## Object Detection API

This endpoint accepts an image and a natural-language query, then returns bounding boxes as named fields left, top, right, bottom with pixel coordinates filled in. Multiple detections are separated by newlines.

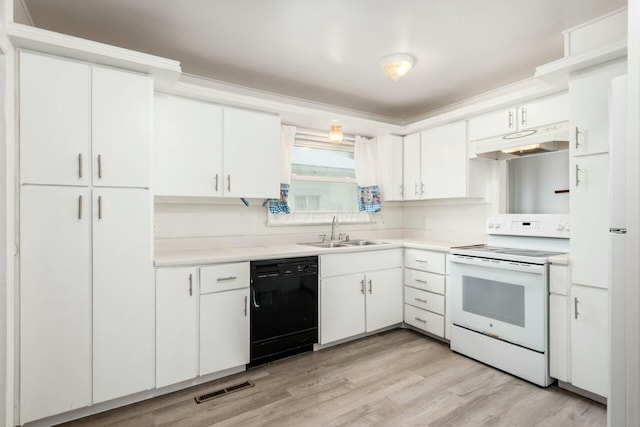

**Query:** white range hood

left=472, top=122, right=570, bottom=160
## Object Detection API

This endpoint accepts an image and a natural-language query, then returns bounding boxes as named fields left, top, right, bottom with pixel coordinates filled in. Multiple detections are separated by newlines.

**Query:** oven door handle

left=450, top=255, right=545, bottom=274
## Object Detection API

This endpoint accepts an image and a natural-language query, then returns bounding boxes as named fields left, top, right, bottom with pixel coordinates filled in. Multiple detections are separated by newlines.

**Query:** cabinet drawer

left=320, top=249, right=402, bottom=278
left=404, top=269, right=445, bottom=294
left=404, top=287, right=444, bottom=315
left=200, top=262, right=249, bottom=294
left=404, top=249, right=446, bottom=274
left=404, top=304, right=445, bottom=337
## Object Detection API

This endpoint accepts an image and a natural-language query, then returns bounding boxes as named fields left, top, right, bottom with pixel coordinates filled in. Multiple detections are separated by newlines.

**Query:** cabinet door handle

left=244, top=295, right=248, bottom=317
left=78, top=195, right=83, bottom=220
left=97, top=154, right=102, bottom=179
left=414, top=317, right=427, bottom=324
left=215, top=174, right=219, bottom=191
left=189, top=273, right=193, bottom=296
left=508, top=111, right=513, bottom=128
left=227, top=174, right=231, bottom=192
left=415, top=259, right=428, bottom=264
left=414, top=183, right=418, bottom=196
left=368, top=279, right=372, bottom=294
left=575, top=126, right=581, bottom=149
left=360, top=279, right=365, bottom=294
left=78, top=153, right=83, bottom=178
left=217, top=276, right=237, bottom=282
left=98, top=195, right=102, bottom=220
left=521, top=107, right=526, bottom=126
left=575, top=164, right=581, bottom=187
left=421, top=182, right=425, bottom=195
left=399, top=184, right=403, bottom=196
left=414, top=297, right=427, bottom=303
left=574, top=297, right=579, bottom=319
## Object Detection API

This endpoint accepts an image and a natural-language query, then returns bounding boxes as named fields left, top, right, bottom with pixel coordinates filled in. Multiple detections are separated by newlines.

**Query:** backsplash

left=154, top=199, right=490, bottom=245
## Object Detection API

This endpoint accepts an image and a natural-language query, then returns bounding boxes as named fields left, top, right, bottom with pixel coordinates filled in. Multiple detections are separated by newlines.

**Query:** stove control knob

left=565, top=224, right=570, bottom=232
left=488, top=223, right=494, bottom=229
left=556, top=224, right=565, bottom=231
left=494, top=223, right=501, bottom=229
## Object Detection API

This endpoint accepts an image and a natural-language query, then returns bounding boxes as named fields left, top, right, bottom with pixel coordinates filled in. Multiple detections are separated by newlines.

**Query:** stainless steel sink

left=342, top=239, right=389, bottom=246
left=300, top=241, right=349, bottom=248
left=299, top=239, right=389, bottom=248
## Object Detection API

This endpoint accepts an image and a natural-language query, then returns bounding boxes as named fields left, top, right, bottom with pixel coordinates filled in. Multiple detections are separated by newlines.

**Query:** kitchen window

left=267, top=134, right=371, bottom=225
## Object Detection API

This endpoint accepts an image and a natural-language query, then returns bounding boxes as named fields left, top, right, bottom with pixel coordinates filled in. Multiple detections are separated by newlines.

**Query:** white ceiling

left=20, top=0, right=626, bottom=121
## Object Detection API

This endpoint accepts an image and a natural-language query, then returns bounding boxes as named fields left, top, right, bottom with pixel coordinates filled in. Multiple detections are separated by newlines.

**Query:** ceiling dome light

left=379, top=54, right=416, bottom=81
left=328, top=124, right=343, bottom=144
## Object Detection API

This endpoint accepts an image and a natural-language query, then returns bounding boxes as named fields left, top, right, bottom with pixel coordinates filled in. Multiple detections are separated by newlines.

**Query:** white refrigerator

left=608, top=74, right=628, bottom=427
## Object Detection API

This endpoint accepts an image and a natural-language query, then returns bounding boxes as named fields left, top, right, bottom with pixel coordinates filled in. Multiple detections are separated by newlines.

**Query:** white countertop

left=155, top=238, right=480, bottom=267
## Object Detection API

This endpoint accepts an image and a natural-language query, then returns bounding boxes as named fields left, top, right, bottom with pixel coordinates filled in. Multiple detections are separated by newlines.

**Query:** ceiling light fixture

left=501, top=143, right=542, bottom=154
left=328, top=124, right=343, bottom=144
left=379, top=53, right=416, bottom=81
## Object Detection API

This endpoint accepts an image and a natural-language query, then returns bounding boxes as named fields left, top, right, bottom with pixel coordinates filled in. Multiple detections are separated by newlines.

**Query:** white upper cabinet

left=402, top=132, right=421, bottom=200
left=377, top=134, right=404, bottom=201
left=468, top=107, right=517, bottom=141
left=153, top=100, right=280, bottom=199
left=92, top=66, right=152, bottom=188
left=153, top=95, right=223, bottom=197
left=92, top=187, right=154, bottom=403
left=20, top=52, right=91, bottom=186
left=420, top=121, right=468, bottom=199
left=570, top=60, right=626, bottom=156
left=20, top=51, right=153, bottom=189
left=518, top=93, right=569, bottom=130
left=223, top=107, right=280, bottom=199
left=468, top=93, right=569, bottom=141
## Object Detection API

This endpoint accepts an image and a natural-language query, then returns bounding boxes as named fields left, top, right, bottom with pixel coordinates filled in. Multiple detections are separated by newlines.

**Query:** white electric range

left=449, top=214, right=569, bottom=387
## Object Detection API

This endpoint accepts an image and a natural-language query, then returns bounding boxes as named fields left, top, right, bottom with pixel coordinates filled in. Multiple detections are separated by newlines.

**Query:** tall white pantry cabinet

left=19, top=51, right=154, bottom=423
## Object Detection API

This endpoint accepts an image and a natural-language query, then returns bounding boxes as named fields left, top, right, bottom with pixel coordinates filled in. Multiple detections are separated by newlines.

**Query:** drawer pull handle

left=78, top=153, right=83, bottom=178
left=414, top=279, right=428, bottom=284
left=217, top=276, right=238, bottom=282
left=97, top=154, right=102, bottom=179
left=414, top=317, right=427, bottom=324
left=414, top=298, right=427, bottom=303
left=415, top=259, right=428, bottom=263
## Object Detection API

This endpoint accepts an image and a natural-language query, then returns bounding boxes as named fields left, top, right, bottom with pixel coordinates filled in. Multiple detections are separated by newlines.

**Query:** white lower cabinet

left=20, top=185, right=92, bottom=423
left=549, top=259, right=608, bottom=398
left=570, top=285, right=609, bottom=397
left=199, top=262, right=250, bottom=376
left=320, top=250, right=403, bottom=345
left=200, top=288, right=250, bottom=376
left=156, top=267, right=198, bottom=388
left=403, top=248, right=449, bottom=339
left=92, top=188, right=154, bottom=403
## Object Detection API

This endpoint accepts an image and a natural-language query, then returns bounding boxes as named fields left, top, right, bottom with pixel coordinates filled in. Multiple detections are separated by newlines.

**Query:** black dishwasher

left=249, top=256, right=318, bottom=367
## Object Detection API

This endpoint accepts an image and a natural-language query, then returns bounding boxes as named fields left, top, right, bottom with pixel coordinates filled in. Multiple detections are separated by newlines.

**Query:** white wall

left=402, top=201, right=491, bottom=243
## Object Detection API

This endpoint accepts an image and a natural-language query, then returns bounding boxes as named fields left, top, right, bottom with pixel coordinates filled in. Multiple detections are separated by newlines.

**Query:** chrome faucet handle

left=338, top=233, right=347, bottom=241
left=319, top=234, right=327, bottom=242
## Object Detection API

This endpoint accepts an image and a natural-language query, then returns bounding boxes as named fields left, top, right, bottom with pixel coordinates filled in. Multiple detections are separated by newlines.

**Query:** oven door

left=450, top=255, right=548, bottom=352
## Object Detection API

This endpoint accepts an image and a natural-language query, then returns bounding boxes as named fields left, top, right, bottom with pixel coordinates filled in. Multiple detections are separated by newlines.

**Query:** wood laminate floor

left=60, top=329, right=606, bottom=426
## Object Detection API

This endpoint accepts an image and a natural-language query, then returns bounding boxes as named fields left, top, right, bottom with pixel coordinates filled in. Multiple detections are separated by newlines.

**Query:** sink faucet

left=330, top=216, right=338, bottom=241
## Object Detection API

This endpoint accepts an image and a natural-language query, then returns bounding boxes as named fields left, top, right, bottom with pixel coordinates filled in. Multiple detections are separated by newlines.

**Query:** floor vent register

left=194, top=380, right=255, bottom=404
